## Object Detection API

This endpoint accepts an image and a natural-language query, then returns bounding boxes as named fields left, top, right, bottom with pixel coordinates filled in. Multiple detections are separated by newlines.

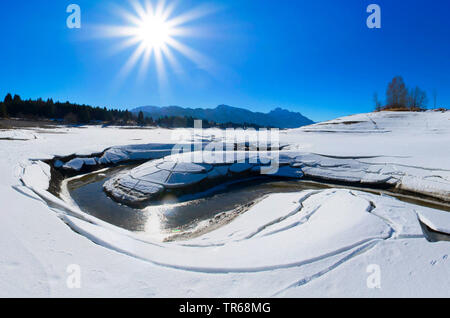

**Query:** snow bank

left=1, top=112, right=449, bottom=297
left=0, top=130, right=37, bottom=140
left=418, top=209, right=450, bottom=234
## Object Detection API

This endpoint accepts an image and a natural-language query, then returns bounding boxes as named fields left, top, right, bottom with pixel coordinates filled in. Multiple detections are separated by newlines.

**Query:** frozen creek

left=4, top=111, right=450, bottom=297
left=57, top=148, right=450, bottom=243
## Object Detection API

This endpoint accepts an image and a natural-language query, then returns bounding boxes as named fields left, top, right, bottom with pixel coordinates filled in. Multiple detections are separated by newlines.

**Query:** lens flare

left=138, top=17, right=170, bottom=49
left=97, top=0, right=218, bottom=87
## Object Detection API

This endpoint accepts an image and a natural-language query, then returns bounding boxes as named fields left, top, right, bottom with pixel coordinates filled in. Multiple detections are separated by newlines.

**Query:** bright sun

left=98, top=0, right=217, bottom=85
left=135, top=15, right=172, bottom=50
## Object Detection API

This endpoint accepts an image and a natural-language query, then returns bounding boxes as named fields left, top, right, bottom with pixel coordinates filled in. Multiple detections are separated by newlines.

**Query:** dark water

left=67, top=166, right=147, bottom=231
left=67, top=166, right=450, bottom=239
left=67, top=167, right=328, bottom=232
left=162, top=179, right=329, bottom=229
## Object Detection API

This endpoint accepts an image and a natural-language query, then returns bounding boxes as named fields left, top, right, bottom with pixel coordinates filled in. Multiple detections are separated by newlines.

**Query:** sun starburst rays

left=98, top=0, right=216, bottom=89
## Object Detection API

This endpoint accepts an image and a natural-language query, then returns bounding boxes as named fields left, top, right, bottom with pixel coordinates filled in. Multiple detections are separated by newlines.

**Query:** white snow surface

left=0, top=111, right=449, bottom=297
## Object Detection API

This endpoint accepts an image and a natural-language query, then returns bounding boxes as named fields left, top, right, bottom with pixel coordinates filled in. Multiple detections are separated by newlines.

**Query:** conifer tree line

left=0, top=94, right=270, bottom=129
left=0, top=93, right=132, bottom=124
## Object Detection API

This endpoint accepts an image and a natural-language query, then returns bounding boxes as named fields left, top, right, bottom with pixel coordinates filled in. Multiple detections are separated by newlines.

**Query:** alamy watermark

left=366, top=264, right=381, bottom=289
left=367, top=4, right=381, bottom=29
left=66, top=264, right=81, bottom=289
left=66, top=4, right=81, bottom=29
left=170, top=120, right=281, bottom=175
left=66, top=3, right=380, bottom=30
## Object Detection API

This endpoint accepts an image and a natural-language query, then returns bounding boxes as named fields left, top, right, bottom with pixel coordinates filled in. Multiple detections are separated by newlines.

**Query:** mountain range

left=131, top=105, right=314, bottom=128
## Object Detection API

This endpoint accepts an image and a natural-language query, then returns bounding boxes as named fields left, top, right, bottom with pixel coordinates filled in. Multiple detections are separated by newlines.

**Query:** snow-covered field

left=0, top=111, right=449, bottom=297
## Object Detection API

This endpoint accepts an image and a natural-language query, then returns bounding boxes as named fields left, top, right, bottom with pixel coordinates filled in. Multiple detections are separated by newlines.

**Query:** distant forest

left=0, top=94, right=270, bottom=129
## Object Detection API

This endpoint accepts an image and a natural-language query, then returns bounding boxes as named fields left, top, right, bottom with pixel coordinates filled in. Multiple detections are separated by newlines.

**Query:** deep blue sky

left=1, top=0, right=449, bottom=121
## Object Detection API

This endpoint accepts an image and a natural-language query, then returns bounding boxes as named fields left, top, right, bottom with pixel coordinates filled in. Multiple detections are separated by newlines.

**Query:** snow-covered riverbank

left=0, top=111, right=449, bottom=297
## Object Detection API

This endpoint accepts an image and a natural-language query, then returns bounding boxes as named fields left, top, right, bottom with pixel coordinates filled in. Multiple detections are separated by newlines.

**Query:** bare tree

left=373, top=92, right=382, bottom=111
left=386, top=76, right=408, bottom=109
left=433, top=90, right=437, bottom=109
left=407, top=86, right=428, bottom=110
